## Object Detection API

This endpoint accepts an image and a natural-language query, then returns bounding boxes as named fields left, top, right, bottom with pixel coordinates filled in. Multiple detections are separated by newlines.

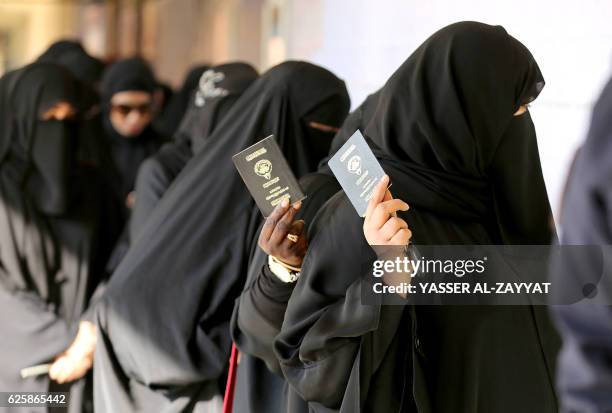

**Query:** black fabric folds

left=0, top=63, right=120, bottom=413
left=154, top=64, right=209, bottom=138
left=230, top=173, right=341, bottom=413
left=129, top=63, right=258, bottom=240
left=37, top=40, right=105, bottom=87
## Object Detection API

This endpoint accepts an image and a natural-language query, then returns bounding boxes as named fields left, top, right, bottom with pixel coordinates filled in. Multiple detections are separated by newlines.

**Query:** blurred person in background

left=36, top=40, right=115, bottom=183
left=0, top=62, right=121, bottom=413
left=100, top=57, right=167, bottom=211
left=130, top=62, right=258, bottom=240
left=551, top=76, right=612, bottom=413
left=153, top=64, right=210, bottom=138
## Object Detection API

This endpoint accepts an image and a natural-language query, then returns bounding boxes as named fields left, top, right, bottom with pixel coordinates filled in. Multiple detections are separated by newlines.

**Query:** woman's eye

left=513, top=105, right=529, bottom=116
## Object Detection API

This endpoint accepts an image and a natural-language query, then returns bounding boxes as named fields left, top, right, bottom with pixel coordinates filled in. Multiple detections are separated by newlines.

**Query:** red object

left=222, top=343, right=239, bottom=413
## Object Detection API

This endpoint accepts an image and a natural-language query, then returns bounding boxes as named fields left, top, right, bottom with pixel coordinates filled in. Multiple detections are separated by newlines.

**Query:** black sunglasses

left=111, top=103, right=153, bottom=117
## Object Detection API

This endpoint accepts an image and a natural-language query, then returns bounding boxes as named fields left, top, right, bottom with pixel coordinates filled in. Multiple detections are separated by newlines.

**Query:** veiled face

left=109, top=90, right=154, bottom=138
left=41, top=101, right=77, bottom=121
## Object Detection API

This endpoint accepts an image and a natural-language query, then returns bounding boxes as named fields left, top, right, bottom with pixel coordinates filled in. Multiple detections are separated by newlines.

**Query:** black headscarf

left=129, top=63, right=259, bottom=240
left=153, top=64, right=209, bottom=137
left=94, top=61, right=349, bottom=410
left=176, top=62, right=259, bottom=151
left=37, top=40, right=116, bottom=185
left=37, top=40, right=105, bottom=87
left=100, top=57, right=166, bottom=200
left=275, top=21, right=556, bottom=410
left=362, top=20, right=551, bottom=244
left=317, top=91, right=381, bottom=174
left=101, top=57, right=158, bottom=103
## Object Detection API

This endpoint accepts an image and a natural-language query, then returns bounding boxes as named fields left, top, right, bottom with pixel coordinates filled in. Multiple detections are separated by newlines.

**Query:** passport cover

left=233, top=135, right=305, bottom=217
left=328, top=129, right=388, bottom=217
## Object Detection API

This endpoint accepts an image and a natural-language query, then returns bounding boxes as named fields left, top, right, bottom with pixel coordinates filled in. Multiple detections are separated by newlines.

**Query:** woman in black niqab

left=228, top=91, right=382, bottom=413
left=274, top=22, right=559, bottom=413
left=129, top=62, right=259, bottom=240
left=37, top=40, right=114, bottom=178
left=0, top=63, right=120, bottom=413
left=94, top=61, right=349, bottom=413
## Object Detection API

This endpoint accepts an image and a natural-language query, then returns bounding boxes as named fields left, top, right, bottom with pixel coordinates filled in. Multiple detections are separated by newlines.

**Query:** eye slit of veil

left=307, top=121, right=340, bottom=133
left=40, top=101, right=78, bottom=121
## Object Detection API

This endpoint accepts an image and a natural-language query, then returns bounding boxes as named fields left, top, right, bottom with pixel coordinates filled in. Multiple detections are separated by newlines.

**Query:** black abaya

left=230, top=173, right=341, bottom=413
left=93, top=61, right=349, bottom=413
left=228, top=90, right=381, bottom=413
left=274, top=22, right=559, bottom=413
left=0, top=63, right=119, bottom=413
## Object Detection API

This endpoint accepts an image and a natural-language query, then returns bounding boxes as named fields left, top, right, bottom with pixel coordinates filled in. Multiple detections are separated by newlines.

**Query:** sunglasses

left=111, top=103, right=153, bottom=117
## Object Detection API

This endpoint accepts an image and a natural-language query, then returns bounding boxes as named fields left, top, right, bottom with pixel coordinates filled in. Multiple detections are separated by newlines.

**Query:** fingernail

left=293, top=201, right=302, bottom=210
left=281, top=198, right=289, bottom=208
left=381, top=175, right=389, bottom=184
left=403, top=203, right=410, bottom=210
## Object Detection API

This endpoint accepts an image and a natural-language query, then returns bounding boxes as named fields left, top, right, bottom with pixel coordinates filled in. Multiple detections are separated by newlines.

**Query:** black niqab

left=0, top=63, right=78, bottom=293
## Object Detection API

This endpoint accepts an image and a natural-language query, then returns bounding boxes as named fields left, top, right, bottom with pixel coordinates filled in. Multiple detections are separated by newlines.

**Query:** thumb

left=366, top=175, right=389, bottom=219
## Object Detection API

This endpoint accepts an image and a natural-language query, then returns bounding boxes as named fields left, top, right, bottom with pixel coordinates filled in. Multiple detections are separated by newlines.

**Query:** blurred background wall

left=1, top=0, right=612, bottom=221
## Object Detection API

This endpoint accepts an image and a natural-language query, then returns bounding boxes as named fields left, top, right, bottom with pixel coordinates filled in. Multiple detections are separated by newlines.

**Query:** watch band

left=268, top=255, right=300, bottom=283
